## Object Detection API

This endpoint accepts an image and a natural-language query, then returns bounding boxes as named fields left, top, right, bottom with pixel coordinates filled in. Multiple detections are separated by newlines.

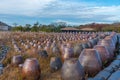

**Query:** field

left=0, top=31, right=119, bottom=80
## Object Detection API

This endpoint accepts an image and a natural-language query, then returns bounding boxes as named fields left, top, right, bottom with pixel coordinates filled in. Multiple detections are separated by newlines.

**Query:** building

left=79, top=27, right=96, bottom=32
left=61, top=27, right=80, bottom=32
left=0, top=21, right=11, bottom=31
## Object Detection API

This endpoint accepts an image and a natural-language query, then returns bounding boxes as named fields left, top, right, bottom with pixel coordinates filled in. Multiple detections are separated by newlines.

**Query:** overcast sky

left=0, top=0, right=120, bottom=25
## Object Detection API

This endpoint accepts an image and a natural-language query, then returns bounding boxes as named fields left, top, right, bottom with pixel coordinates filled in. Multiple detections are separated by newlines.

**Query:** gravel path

left=0, top=45, right=9, bottom=75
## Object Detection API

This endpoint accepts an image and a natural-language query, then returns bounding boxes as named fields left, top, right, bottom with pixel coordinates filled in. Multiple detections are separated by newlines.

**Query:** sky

left=0, top=0, right=120, bottom=26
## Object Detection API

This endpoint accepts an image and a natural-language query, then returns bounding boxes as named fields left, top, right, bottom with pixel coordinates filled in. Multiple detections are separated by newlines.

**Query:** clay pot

left=66, top=43, right=72, bottom=48
left=27, top=48, right=39, bottom=55
left=79, top=49, right=102, bottom=76
left=87, top=41, right=93, bottom=48
left=44, top=46, right=50, bottom=52
left=38, top=50, right=48, bottom=58
left=97, top=39, right=115, bottom=57
left=93, top=38, right=98, bottom=45
left=51, top=46, right=60, bottom=55
left=62, top=47, right=74, bottom=61
left=110, top=32, right=117, bottom=42
left=22, top=58, right=41, bottom=80
left=94, top=45, right=111, bottom=62
left=50, top=57, right=62, bottom=72
left=105, top=36, right=116, bottom=45
left=73, top=44, right=83, bottom=56
left=82, top=42, right=89, bottom=49
left=37, top=45, right=42, bottom=50
left=61, top=58, right=85, bottom=80
left=12, top=55, right=23, bottom=66
left=25, top=45, right=30, bottom=49
left=60, top=44, right=66, bottom=52
left=99, top=34, right=106, bottom=39
left=104, top=38, right=116, bottom=47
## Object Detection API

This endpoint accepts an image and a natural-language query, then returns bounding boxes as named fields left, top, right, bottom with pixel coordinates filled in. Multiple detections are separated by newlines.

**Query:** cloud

left=33, top=1, right=120, bottom=22
left=0, top=0, right=56, bottom=16
left=0, top=0, right=120, bottom=24
left=54, top=19, right=82, bottom=25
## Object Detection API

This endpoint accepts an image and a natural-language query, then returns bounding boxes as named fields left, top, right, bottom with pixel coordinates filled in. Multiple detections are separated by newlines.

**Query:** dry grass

left=0, top=42, right=62, bottom=80
left=0, top=37, right=88, bottom=80
left=0, top=32, right=97, bottom=80
left=0, top=54, right=62, bottom=80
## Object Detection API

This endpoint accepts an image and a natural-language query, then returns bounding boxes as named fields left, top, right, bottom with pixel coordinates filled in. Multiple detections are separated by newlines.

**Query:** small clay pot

left=50, top=57, right=62, bottom=72
left=51, top=46, right=60, bottom=55
left=38, top=50, right=48, bottom=58
left=12, top=55, right=23, bottom=66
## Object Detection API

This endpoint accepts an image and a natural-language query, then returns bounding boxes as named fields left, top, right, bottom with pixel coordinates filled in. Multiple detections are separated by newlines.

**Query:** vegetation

left=77, top=22, right=120, bottom=32
left=12, top=22, right=68, bottom=32
left=11, top=22, right=120, bottom=32
left=102, top=26, right=120, bottom=32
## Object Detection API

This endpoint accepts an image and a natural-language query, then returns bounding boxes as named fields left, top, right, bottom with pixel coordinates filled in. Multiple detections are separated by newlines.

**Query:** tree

left=13, top=23, right=18, bottom=27
left=12, top=25, right=23, bottom=31
left=23, top=24, right=31, bottom=31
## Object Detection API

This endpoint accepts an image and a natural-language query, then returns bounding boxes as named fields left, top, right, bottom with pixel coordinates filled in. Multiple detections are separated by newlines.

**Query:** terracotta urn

left=12, top=55, right=23, bottom=66
left=61, top=58, right=85, bottom=80
left=94, top=45, right=111, bottom=62
left=79, top=49, right=102, bottom=76
left=22, top=58, right=41, bottom=80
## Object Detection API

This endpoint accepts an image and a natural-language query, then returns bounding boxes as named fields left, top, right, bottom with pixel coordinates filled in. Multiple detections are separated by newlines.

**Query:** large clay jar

left=82, top=42, right=89, bottom=49
left=99, top=34, right=106, bottom=39
left=62, top=47, right=74, bottom=61
left=110, top=32, right=117, bottom=43
left=104, top=38, right=116, bottom=48
left=73, top=44, right=83, bottom=57
left=60, top=44, right=66, bottom=53
left=97, top=39, right=115, bottom=57
left=87, top=41, right=93, bottom=48
left=12, top=55, right=23, bottom=66
left=92, top=38, right=99, bottom=45
left=79, top=49, right=102, bottom=76
left=118, top=34, right=120, bottom=44
left=61, top=58, right=85, bottom=80
left=22, top=58, right=41, bottom=80
left=38, top=50, right=48, bottom=58
left=94, top=45, right=111, bottom=62
left=50, top=57, right=62, bottom=72
left=105, top=36, right=116, bottom=46
left=51, top=45, right=60, bottom=55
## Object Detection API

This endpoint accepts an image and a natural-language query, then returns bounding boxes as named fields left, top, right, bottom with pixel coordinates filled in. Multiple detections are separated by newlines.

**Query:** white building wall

left=0, top=26, right=9, bottom=30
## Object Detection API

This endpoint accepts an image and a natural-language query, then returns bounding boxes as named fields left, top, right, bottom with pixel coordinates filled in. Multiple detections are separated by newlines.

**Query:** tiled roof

left=80, top=28, right=95, bottom=31
left=0, top=21, right=10, bottom=27
left=61, top=27, right=79, bottom=31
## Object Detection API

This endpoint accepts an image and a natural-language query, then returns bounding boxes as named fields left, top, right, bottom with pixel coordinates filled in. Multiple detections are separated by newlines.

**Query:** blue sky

left=0, top=0, right=120, bottom=26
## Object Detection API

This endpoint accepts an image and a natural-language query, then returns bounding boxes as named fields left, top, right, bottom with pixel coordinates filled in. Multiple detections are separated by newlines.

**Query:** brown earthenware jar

left=61, top=58, right=85, bottom=80
left=22, top=58, right=41, bottom=80
left=62, top=47, right=74, bottom=61
left=94, top=45, right=111, bottom=62
left=12, top=55, right=23, bottom=66
left=79, top=49, right=102, bottom=76
left=98, top=39, right=115, bottom=56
